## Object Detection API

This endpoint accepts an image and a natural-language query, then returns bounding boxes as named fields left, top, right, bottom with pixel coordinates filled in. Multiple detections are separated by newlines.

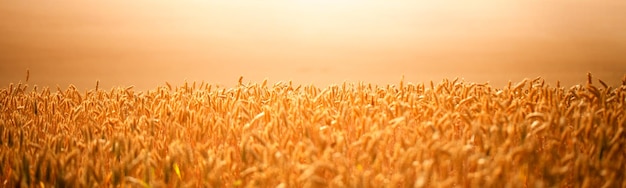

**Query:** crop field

left=1, top=74, right=625, bottom=187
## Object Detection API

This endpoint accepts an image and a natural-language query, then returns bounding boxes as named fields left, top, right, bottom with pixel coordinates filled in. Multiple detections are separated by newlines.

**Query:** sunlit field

left=1, top=74, right=624, bottom=187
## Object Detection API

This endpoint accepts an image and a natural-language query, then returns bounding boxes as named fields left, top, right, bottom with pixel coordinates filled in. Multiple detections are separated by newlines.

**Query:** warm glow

left=1, top=1, right=625, bottom=187
left=1, top=0, right=625, bottom=90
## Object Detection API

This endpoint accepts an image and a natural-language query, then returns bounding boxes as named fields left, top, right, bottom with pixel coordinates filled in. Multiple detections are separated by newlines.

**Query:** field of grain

left=1, top=74, right=625, bottom=187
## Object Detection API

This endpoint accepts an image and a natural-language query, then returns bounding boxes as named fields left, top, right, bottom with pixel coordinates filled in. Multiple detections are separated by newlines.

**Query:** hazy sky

left=1, top=1, right=625, bottom=90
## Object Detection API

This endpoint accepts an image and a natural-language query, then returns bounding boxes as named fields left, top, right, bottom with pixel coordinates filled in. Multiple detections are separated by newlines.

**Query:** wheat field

left=1, top=74, right=625, bottom=187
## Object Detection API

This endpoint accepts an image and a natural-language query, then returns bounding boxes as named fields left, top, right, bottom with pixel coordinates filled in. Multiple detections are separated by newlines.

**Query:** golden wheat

left=0, top=74, right=625, bottom=187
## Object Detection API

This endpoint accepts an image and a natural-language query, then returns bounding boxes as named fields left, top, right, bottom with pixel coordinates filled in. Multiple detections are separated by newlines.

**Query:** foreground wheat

left=1, top=75, right=625, bottom=187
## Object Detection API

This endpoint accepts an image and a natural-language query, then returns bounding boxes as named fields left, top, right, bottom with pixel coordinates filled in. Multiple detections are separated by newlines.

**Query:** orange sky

left=1, top=1, right=625, bottom=91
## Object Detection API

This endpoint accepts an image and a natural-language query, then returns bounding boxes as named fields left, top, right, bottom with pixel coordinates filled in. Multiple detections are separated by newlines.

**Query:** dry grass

left=1, top=74, right=625, bottom=187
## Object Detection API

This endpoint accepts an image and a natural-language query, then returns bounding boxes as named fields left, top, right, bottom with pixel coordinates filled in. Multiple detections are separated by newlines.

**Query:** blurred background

left=1, top=0, right=625, bottom=91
